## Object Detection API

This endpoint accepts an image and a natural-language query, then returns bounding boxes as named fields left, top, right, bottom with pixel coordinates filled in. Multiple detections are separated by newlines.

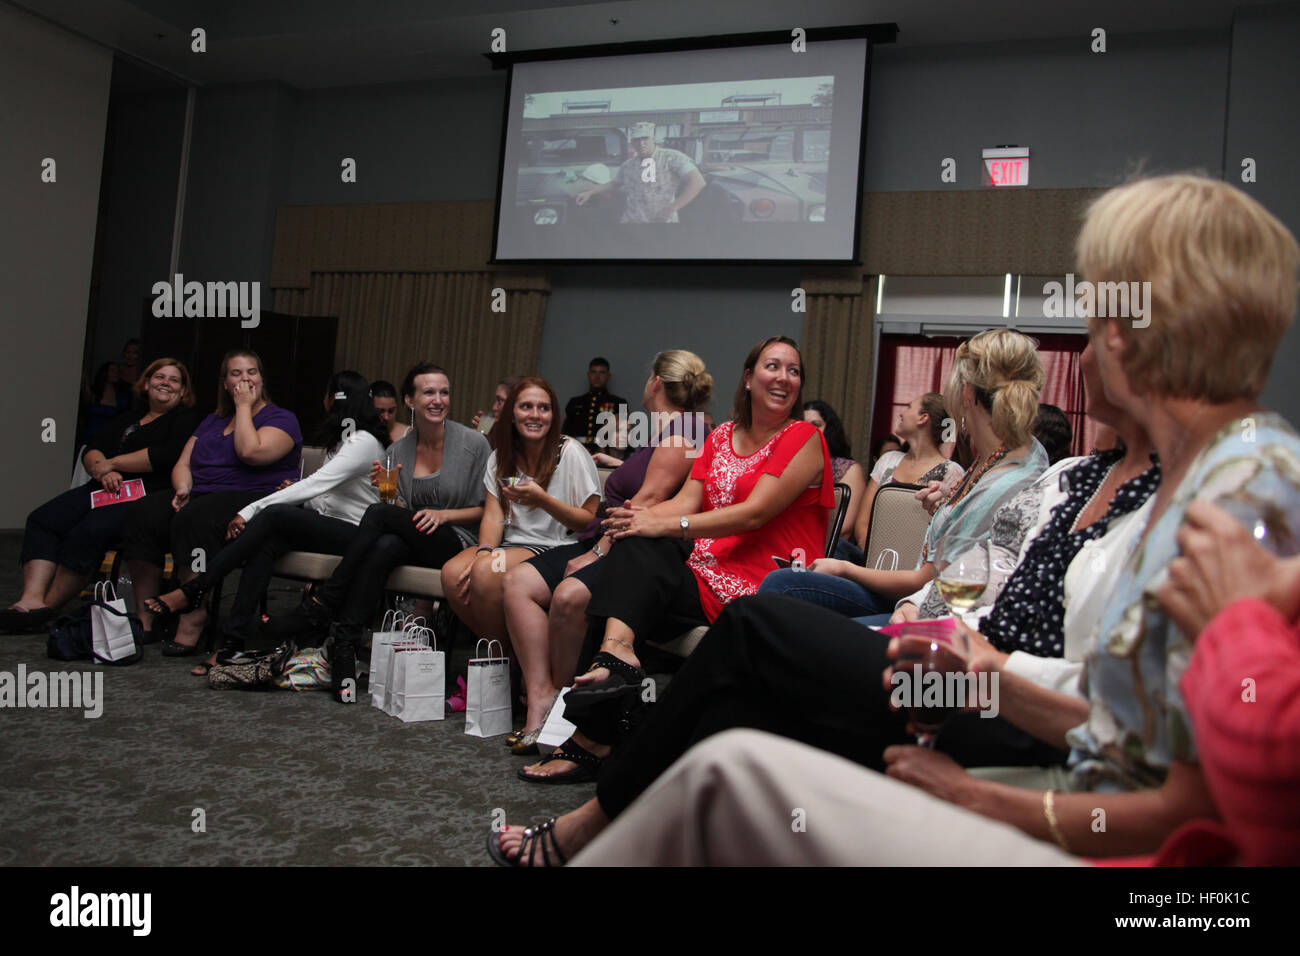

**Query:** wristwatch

left=680, top=516, right=690, bottom=538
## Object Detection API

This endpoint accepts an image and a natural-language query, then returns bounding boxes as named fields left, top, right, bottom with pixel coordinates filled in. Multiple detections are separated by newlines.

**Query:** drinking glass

left=378, top=453, right=398, bottom=504
left=500, top=473, right=534, bottom=530
left=933, top=535, right=991, bottom=628
left=892, top=630, right=967, bottom=748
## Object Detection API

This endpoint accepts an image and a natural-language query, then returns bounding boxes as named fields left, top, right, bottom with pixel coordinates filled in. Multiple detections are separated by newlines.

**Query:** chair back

left=826, top=482, right=850, bottom=555
left=863, top=482, right=931, bottom=571
left=300, top=445, right=329, bottom=479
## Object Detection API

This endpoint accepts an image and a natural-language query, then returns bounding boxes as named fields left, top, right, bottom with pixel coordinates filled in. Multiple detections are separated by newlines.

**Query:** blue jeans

left=757, top=569, right=895, bottom=618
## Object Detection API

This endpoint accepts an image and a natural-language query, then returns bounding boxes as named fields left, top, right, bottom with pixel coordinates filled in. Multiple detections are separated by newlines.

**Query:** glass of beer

left=378, top=455, right=398, bottom=505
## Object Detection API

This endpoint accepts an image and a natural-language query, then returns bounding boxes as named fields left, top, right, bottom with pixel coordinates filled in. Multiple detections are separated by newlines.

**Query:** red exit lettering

left=988, top=159, right=1025, bottom=186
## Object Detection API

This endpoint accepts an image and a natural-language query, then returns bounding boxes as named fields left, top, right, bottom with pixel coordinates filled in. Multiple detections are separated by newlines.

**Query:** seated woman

left=516, top=335, right=835, bottom=784
left=502, top=350, right=713, bottom=754
left=762, top=331, right=1046, bottom=623
left=490, top=173, right=1300, bottom=865
left=801, top=400, right=868, bottom=562
left=369, top=379, right=409, bottom=444
left=1, top=359, right=200, bottom=634
left=264, top=362, right=490, bottom=700
left=441, top=377, right=601, bottom=661
left=562, top=499, right=1300, bottom=867
left=854, top=394, right=963, bottom=553
left=143, top=371, right=390, bottom=670
left=123, top=350, right=302, bottom=653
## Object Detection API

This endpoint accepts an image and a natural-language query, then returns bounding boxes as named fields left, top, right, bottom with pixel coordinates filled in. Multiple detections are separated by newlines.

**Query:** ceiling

left=10, top=0, right=1282, bottom=90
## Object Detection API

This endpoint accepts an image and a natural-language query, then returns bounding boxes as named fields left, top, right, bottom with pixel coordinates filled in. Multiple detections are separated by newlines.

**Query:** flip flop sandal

left=562, top=651, right=645, bottom=720
left=516, top=737, right=603, bottom=785
left=486, top=818, right=568, bottom=867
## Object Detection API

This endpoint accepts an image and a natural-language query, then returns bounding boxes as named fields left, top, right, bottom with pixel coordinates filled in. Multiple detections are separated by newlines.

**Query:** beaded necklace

left=945, top=443, right=1010, bottom=507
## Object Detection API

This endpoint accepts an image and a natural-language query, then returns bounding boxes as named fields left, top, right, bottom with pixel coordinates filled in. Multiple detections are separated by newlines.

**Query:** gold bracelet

left=1042, top=789, right=1070, bottom=853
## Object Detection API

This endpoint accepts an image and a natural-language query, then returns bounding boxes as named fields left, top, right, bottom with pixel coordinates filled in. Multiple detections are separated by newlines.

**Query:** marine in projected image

left=515, top=76, right=832, bottom=227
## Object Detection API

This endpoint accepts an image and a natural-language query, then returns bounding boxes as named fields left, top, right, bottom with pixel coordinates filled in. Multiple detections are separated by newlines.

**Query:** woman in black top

left=0, top=359, right=200, bottom=633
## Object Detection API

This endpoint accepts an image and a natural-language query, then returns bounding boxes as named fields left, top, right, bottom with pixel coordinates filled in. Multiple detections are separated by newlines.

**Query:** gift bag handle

left=95, top=580, right=118, bottom=604
left=381, top=608, right=401, bottom=631
left=474, top=638, right=505, bottom=660
left=874, top=548, right=900, bottom=572
left=408, top=625, right=437, bottom=652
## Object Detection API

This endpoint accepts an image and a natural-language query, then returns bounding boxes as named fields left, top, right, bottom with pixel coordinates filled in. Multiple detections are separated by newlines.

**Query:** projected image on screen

left=493, top=38, right=868, bottom=262
left=517, top=78, right=832, bottom=228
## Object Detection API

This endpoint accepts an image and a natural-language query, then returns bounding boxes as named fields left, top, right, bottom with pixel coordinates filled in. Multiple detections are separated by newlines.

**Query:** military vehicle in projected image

left=677, top=124, right=830, bottom=224
left=515, top=127, right=626, bottom=227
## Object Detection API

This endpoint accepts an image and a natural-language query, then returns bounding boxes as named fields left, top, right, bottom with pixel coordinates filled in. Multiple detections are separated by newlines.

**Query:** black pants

left=581, top=536, right=707, bottom=669
left=313, top=503, right=463, bottom=630
left=190, top=504, right=358, bottom=644
left=594, top=593, right=1067, bottom=819
left=20, top=481, right=153, bottom=574
left=119, top=489, right=263, bottom=573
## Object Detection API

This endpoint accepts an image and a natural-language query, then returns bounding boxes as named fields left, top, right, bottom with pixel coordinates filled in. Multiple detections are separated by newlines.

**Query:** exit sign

left=983, top=146, right=1030, bottom=187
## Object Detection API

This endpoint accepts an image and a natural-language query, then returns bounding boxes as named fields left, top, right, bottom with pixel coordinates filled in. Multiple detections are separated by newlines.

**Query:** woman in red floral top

left=516, top=335, right=834, bottom=784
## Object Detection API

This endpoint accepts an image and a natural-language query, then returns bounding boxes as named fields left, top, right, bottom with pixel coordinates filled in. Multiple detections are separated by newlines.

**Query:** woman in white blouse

left=854, top=393, right=964, bottom=550
left=145, top=370, right=389, bottom=669
left=441, top=377, right=601, bottom=654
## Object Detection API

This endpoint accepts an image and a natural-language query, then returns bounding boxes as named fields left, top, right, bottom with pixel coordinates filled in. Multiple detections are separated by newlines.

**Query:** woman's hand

left=455, top=553, right=488, bottom=604
left=172, top=484, right=192, bottom=512
left=604, top=505, right=673, bottom=540
left=565, top=547, right=601, bottom=577
left=916, top=481, right=946, bottom=516
left=500, top=478, right=546, bottom=509
left=230, top=379, right=257, bottom=409
left=412, top=509, right=443, bottom=535
left=1157, top=499, right=1300, bottom=638
left=592, top=452, right=623, bottom=467
left=883, top=745, right=982, bottom=809
left=89, top=457, right=115, bottom=481
left=889, top=602, right=920, bottom=625
left=807, top=557, right=851, bottom=576
left=99, top=471, right=123, bottom=494
left=275, top=479, right=294, bottom=491
left=370, top=460, right=401, bottom=488
left=226, top=515, right=246, bottom=540
left=879, top=623, right=1006, bottom=702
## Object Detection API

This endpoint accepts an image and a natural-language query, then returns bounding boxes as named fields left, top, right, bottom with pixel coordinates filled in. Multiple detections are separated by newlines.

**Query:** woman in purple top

left=122, top=350, right=302, bottom=654
left=504, top=350, right=714, bottom=757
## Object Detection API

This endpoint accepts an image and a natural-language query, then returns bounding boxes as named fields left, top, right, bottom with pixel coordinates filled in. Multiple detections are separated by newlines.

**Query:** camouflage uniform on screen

left=613, top=147, right=699, bottom=223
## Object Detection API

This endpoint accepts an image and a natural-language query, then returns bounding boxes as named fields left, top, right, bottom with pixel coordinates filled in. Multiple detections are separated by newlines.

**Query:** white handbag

left=464, top=639, right=512, bottom=738
left=384, top=626, right=445, bottom=722
left=91, top=581, right=141, bottom=665
left=368, top=613, right=425, bottom=711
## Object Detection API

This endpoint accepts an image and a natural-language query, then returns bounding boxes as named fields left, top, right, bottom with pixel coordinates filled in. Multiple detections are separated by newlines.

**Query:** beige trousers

left=571, top=730, right=1082, bottom=867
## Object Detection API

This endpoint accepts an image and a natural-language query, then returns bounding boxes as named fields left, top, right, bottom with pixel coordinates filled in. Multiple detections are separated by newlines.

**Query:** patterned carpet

left=0, top=532, right=613, bottom=867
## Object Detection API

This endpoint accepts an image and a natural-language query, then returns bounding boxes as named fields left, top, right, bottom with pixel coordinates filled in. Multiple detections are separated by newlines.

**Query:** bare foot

left=519, top=731, right=611, bottom=779
left=146, top=587, right=189, bottom=614
left=574, top=640, right=641, bottom=687
left=190, top=652, right=218, bottom=676
left=495, top=800, right=609, bottom=866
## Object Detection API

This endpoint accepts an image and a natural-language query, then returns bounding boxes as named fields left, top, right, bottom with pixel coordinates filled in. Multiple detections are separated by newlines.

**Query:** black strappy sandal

left=486, top=818, right=568, bottom=867
left=516, top=736, right=604, bottom=785
left=143, top=580, right=206, bottom=622
left=562, top=651, right=645, bottom=720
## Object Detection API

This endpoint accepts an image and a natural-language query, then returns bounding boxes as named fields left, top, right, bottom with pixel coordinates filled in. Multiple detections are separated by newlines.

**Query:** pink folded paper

left=873, top=617, right=959, bottom=644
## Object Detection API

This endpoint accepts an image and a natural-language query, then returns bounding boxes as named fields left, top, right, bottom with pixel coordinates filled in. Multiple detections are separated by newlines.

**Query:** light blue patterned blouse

left=1067, top=412, right=1300, bottom=793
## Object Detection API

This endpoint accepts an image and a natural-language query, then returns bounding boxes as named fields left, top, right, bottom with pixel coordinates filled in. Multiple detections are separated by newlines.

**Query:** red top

left=685, top=419, right=834, bottom=622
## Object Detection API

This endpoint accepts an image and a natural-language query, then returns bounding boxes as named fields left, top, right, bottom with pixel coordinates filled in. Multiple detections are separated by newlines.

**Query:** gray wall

left=0, top=4, right=113, bottom=527
left=90, top=87, right=187, bottom=368
left=864, top=32, right=1230, bottom=190
left=1228, top=5, right=1300, bottom=428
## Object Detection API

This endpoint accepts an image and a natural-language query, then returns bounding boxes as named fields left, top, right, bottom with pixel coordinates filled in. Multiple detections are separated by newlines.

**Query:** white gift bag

left=537, top=687, right=578, bottom=749
left=385, top=627, right=445, bottom=722
left=464, top=639, right=512, bottom=738
left=91, top=581, right=140, bottom=664
left=369, top=614, right=426, bottom=711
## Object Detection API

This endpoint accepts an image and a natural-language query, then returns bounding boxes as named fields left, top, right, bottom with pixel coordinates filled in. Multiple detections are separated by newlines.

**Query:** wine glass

left=892, top=629, right=967, bottom=748
left=500, top=473, right=534, bottom=530
left=932, top=535, right=991, bottom=628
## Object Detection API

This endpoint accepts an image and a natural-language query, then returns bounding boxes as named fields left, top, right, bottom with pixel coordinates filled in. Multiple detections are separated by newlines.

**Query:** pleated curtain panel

left=268, top=189, right=1100, bottom=437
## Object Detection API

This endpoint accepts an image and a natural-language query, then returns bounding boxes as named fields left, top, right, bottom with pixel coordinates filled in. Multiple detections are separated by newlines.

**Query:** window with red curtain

left=871, top=332, right=1095, bottom=459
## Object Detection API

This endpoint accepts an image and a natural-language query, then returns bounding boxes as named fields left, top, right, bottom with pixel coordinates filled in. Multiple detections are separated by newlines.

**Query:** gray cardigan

left=390, top=421, right=491, bottom=545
